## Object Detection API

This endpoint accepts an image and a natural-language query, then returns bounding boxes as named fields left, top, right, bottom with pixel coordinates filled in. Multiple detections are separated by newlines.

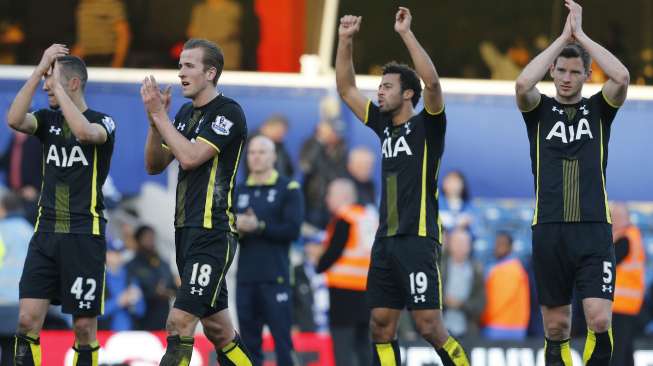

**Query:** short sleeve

left=593, top=91, right=619, bottom=126
left=521, top=94, right=545, bottom=127
left=92, top=114, right=116, bottom=144
left=197, top=103, right=246, bottom=153
left=31, top=109, right=52, bottom=141
left=364, top=100, right=385, bottom=137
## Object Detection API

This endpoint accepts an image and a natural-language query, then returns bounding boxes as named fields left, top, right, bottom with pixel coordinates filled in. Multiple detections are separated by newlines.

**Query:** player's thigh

left=19, top=232, right=59, bottom=302
left=389, top=236, right=442, bottom=310
left=570, top=223, right=615, bottom=302
left=532, top=224, right=574, bottom=307
left=59, top=234, right=106, bottom=316
left=366, top=237, right=404, bottom=310
left=174, top=229, right=237, bottom=318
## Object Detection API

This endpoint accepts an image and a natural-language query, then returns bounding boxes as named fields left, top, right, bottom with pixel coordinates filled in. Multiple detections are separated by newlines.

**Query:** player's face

left=551, top=57, right=589, bottom=100
left=378, top=73, right=403, bottom=113
left=178, top=48, right=215, bottom=99
left=247, top=138, right=276, bottom=174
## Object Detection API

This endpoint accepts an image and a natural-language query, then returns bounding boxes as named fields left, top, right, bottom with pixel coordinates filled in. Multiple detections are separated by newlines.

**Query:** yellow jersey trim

left=226, top=141, right=244, bottom=232
left=203, top=157, right=220, bottom=229
left=418, top=141, right=428, bottom=237
left=602, top=89, right=621, bottom=109
left=519, top=94, right=542, bottom=113
left=197, top=136, right=220, bottom=153
left=424, top=103, right=445, bottom=116
left=532, top=123, right=541, bottom=225
left=364, top=99, right=371, bottom=124
left=246, top=169, right=279, bottom=186
left=90, top=147, right=100, bottom=235
left=600, top=121, right=612, bottom=223
left=161, top=143, right=170, bottom=150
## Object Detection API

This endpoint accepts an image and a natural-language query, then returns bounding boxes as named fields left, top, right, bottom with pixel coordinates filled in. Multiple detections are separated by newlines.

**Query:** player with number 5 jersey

left=515, top=1, right=630, bottom=365
left=7, top=46, right=115, bottom=366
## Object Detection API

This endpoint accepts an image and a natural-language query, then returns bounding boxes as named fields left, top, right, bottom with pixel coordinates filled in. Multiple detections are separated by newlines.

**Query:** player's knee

left=414, top=317, right=447, bottom=347
left=17, top=311, right=41, bottom=334
left=370, top=315, right=394, bottom=342
left=203, top=320, right=230, bottom=346
left=166, top=311, right=195, bottom=336
left=73, top=318, right=95, bottom=342
left=544, top=318, right=571, bottom=340
left=587, top=313, right=611, bottom=333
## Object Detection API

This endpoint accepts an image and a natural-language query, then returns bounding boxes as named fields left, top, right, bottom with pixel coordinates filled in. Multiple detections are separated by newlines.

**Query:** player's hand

left=140, top=75, right=165, bottom=116
left=561, top=14, right=574, bottom=42
left=565, top=0, right=584, bottom=36
left=162, top=85, right=172, bottom=112
left=37, top=44, right=68, bottom=76
left=339, top=15, right=361, bottom=39
left=394, top=7, right=412, bottom=34
left=44, top=62, right=62, bottom=92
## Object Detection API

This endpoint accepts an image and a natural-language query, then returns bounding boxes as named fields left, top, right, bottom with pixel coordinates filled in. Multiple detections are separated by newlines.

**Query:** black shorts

left=532, top=223, right=616, bottom=307
left=174, top=228, right=237, bottom=318
left=19, top=232, right=106, bottom=316
left=367, top=235, right=442, bottom=310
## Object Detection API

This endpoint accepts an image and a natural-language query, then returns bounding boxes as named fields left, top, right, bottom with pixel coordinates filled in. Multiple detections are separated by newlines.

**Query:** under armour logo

left=580, top=105, right=589, bottom=115
left=177, top=123, right=186, bottom=131
left=552, top=106, right=564, bottom=115
left=79, top=301, right=91, bottom=309
left=49, top=126, right=61, bottom=135
left=602, top=285, right=612, bottom=293
left=413, top=295, right=426, bottom=303
left=190, top=286, right=203, bottom=296
left=384, top=127, right=390, bottom=136
left=276, top=292, right=289, bottom=303
left=405, top=122, right=411, bottom=135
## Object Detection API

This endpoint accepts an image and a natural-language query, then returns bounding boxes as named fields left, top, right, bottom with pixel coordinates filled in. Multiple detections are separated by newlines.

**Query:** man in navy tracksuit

left=235, top=135, right=304, bottom=366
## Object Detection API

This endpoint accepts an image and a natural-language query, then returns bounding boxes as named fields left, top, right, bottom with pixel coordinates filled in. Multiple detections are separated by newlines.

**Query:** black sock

left=435, top=336, right=470, bottom=366
left=217, top=334, right=253, bottom=366
left=159, top=335, right=194, bottom=366
left=371, top=340, right=401, bottom=366
left=544, top=337, right=572, bottom=366
left=14, top=333, right=41, bottom=366
left=72, top=340, right=100, bottom=366
left=584, top=328, right=613, bottom=366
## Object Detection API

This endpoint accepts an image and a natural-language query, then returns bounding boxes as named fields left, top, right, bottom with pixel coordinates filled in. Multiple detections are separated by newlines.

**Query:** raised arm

left=395, top=7, right=443, bottom=114
left=144, top=85, right=174, bottom=174
left=335, top=15, right=369, bottom=122
left=141, top=76, right=216, bottom=171
left=515, top=15, right=573, bottom=111
left=565, top=0, right=629, bottom=106
left=46, top=63, right=108, bottom=144
left=6, top=44, right=68, bottom=134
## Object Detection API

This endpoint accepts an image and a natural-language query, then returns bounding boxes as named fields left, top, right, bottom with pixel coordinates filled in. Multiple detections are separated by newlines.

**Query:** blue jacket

left=235, top=170, right=304, bottom=284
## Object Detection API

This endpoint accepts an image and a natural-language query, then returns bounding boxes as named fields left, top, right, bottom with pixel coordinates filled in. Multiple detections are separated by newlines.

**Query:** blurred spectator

left=15, top=0, right=77, bottom=64
left=636, top=48, right=653, bottom=85
left=507, top=38, right=530, bottom=68
left=441, top=229, right=485, bottom=339
left=126, top=225, right=175, bottom=330
left=257, top=115, right=294, bottom=177
left=187, top=0, right=242, bottom=70
left=346, top=147, right=377, bottom=207
left=0, top=131, right=42, bottom=224
left=300, top=97, right=348, bottom=229
left=235, top=135, right=304, bottom=365
left=125, top=0, right=194, bottom=68
left=0, top=192, right=32, bottom=365
left=610, top=202, right=645, bottom=366
left=99, top=240, right=145, bottom=331
left=0, top=0, right=24, bottom=64
left=479, top=41, right=521, bottom=80
left=73, top=0, right=131, bottom=67
left=439, top=170, right=477, bottom=234
left=316, top=179, right=376, bottom=366
left=481, top=232, right=530, bottom=340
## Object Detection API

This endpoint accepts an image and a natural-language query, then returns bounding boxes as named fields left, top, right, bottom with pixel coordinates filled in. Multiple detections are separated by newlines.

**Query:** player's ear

left=549, top=63, right=556, bottom=79
left=206, top=66, right=217, bottom=84
left=403, top=89, right=414, bottom=101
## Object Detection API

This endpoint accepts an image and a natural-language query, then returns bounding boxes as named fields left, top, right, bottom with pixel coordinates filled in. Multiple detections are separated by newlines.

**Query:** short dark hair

left=0, top=191, right=23, bottom=213
left=134, top=225, right=155, bottom=242
left=183, top=38, right=225, bottom=85
left=382, top=62, right=422, bottom=107
left=496, top=231, right=513, bottom=246
left=263, top=115, right=289, bottom=128
left=56, top=55, right=88, bottom=90
left=554, top=43, right=592, bottom=74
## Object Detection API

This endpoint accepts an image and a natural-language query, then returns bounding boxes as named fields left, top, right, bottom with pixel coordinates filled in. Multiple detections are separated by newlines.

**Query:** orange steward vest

left=613, top=225, right=645, bottom=315
left=481, top=258, right=530, bottom=330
